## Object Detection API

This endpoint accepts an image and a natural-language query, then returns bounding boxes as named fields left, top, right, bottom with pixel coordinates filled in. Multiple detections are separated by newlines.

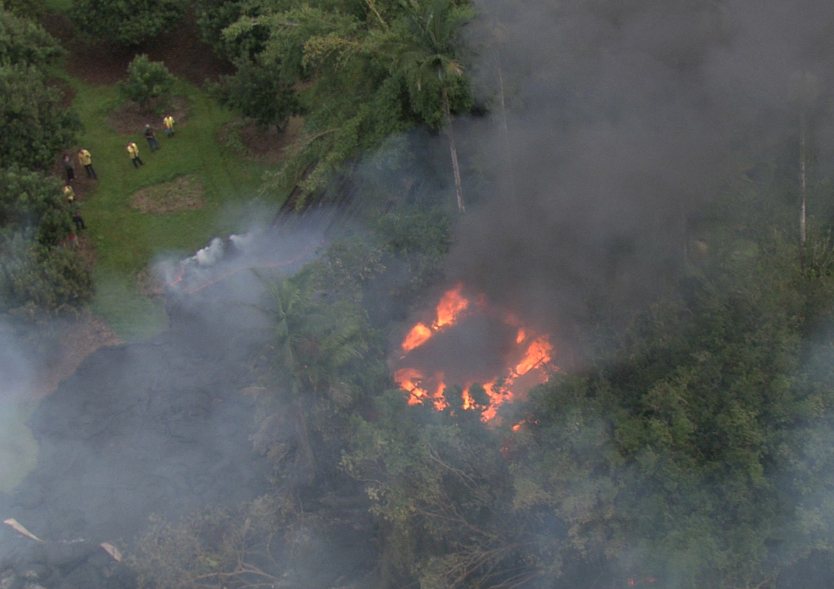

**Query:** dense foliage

left=211, top=0, right=473, bottom=203
left=5, top=0, right=834, bottom=586
left=0, top=64, right=81, bottom=170
left=70, top=0, right=187, bottom=46
left=214, top=60, right=297, bottom=130
left=0, top=6, right=80, bottom=173
left=0, top=7, right=62, bottom=66
left=0, top=166, right=93, bottom=315
left=0, top=7, right=88, bottom=317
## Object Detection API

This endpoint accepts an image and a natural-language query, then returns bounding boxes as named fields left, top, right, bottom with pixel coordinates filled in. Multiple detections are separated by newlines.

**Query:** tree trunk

left=293, top=398, right=315, bottom=486
left=496, top=52, right=516, bottom=202
left=442, top=83, right=465, bottom=214
left=800, top=108, right=807, bottom=261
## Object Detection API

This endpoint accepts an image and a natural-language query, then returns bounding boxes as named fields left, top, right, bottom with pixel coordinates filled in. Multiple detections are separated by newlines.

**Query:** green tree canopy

left=0, top=165, right=93, bottom=315
left=0, top=6, right=63, bottom=67
left=0, top=165, right=72, bottom=246
left=214, top=59, right=297, bottom=130
left=0, top=233, right=94, bottom=316
left=217, top=0, right=475, bottom=204
left=0, top=64, right=81, bottom=170
left=71, top=0, right=187, bottom=46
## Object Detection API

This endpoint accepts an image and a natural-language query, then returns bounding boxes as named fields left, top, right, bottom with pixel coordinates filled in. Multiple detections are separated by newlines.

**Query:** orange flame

left=394, top=368, right=448, bottom=410
left=402, top=323, right=432, bottom=353
left=394, top=367, right=427, bottom=405
left=433, top=284, right=469, bottom=330
left=514, top=336, right=552, bottom=376
left=395, top=285, right=557, bottom=422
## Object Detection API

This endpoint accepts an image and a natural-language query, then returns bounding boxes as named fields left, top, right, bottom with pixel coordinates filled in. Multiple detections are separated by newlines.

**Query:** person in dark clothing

left=62, top=154, right=74, bottom=182
left=71, top=208, right=86, bottom=231
left=144, top=124, right=160, bottom=152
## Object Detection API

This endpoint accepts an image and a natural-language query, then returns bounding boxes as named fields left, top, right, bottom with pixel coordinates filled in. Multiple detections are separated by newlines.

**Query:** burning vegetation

left=393, top=283, right=557, bottom=420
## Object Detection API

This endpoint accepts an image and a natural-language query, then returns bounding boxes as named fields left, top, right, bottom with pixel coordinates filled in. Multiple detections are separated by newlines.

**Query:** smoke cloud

left=446, top=0, right=834, bottom=348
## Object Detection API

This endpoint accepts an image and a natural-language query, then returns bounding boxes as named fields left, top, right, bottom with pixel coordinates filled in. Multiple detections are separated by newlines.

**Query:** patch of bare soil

left=107, top=95, right=190, bottom=136
left=130, top=175, right=205, bottom=213
left=137, top=267, right=166, bottom=298
left=218, top=116, right=304, bottom=163
left=39, top=9, right=235, bottom=87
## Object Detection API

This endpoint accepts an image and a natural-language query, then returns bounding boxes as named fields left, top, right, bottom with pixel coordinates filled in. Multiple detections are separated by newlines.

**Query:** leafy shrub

left=119, top=54, right=176, bottom=111
left=71, top=0, right=187, bottom=46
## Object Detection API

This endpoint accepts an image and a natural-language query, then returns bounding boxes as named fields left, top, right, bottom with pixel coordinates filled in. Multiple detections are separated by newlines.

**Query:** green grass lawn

left=69, top=79, right=283, bottom=340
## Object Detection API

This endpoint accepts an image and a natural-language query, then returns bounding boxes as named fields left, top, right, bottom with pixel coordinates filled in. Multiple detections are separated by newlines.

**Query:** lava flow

left=393, top=283, right=557, bottom=421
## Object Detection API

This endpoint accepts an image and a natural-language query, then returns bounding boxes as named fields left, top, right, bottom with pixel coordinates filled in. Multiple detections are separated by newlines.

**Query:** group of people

left=62, top=147, right=98, bottom=183
left=58, top=115, right=177, bottom=242
left=127, top=115, right=175, bottom=168
left=62, top=147, right=97, bottom=237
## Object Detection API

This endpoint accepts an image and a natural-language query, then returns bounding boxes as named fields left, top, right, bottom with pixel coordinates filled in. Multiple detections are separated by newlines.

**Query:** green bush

left=119, top=54, right=176, bottom=111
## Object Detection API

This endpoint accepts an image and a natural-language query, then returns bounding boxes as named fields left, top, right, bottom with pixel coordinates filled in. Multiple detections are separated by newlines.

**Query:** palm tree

left=253, top=268, right=369, bottom=484
left=389, top=0, right=475, bottom=213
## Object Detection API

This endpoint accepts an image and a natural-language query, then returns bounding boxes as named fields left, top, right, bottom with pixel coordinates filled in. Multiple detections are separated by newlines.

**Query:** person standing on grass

left=163, top=114, right=175, bottom=137
left=63, top=184, right=75, bottom=204
left=77, top=148, right=97, bottom=179
left=127, top=142, right=144, bottom=168
left=71, top=207, right=86, bottom=231
left=144, top=124, right=160, bottom=152
left=62, top=154, right=74, bottom=182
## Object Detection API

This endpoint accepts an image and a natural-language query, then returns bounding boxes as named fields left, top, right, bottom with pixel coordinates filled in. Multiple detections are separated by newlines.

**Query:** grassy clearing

left=68, top=78, right=284, bottom=340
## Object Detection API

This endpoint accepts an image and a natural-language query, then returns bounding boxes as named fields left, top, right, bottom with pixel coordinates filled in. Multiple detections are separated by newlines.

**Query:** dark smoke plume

left=447, top=0, right=834, bottom=347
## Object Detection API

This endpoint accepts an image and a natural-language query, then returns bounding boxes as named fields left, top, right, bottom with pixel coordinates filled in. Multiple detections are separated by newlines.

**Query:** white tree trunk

left=442, top=84, right=465, bottom=214
left=800, top=108, right=807, bottom=248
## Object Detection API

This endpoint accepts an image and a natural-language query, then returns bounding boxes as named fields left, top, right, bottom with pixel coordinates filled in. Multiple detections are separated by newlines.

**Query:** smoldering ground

left=445, top=0, right=834, bottom=349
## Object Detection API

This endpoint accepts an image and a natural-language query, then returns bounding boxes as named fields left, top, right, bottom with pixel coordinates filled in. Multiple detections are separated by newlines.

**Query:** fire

left=393, top=368, right=447, bottom=410
left=401, top=284, right=470, bottom=355
left=402, top=323, right=432, bottom=353
left=513, top=336, right=552, bottom=376
left=433, top=283, right=469, bottom=329
left=393, top=284, right=557, bottom=421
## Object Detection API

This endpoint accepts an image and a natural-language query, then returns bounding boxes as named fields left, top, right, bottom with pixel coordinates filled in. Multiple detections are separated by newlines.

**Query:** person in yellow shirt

left=163, top=114, right=175, bottom=137
left=63, top=184, right=75, bottom=203
left=77, top=148, right=97, bottom=179
left=127, top=142, right=144, bottom=168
